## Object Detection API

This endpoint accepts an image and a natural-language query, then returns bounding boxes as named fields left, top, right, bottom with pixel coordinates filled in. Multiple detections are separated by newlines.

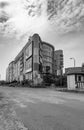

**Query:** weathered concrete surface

left=0, top=92, right=28, bottom=130
left=1, top=86, right=84, bottom=130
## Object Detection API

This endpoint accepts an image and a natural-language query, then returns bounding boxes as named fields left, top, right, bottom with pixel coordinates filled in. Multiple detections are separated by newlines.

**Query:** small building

left=65, top=67, right=84, bottom=90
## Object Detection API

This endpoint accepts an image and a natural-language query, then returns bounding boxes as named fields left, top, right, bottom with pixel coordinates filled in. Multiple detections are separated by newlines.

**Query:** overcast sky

left=0, top=0, right=84, bottom=80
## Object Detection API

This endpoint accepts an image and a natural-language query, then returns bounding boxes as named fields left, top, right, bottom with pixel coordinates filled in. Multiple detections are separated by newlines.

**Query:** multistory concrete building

left=54, top=50, right=63, bottom=76
left=6, top=34, right=55, bottom=84
left=6, top=34, right=64, bottom=84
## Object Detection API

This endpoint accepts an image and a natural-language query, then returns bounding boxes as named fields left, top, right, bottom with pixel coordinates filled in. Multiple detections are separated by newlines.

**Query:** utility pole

left=70, top=57, right=76, bottom=67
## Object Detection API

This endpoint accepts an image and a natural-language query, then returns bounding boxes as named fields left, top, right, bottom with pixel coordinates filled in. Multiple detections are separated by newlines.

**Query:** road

left=0, top=86, right=84, bottom=130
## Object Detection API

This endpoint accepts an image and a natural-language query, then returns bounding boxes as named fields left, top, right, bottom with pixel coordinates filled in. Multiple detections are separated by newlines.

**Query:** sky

left=0, top=0, right=84, bottom=80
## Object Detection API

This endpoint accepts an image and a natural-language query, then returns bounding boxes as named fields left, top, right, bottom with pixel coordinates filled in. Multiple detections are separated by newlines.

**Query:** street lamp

left=70, top=57, right=76, bottom=67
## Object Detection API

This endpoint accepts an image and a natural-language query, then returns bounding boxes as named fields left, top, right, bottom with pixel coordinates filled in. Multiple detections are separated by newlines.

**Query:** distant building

left=6, top=34, right=55, bottom=85
left=54, top=50, right=63, bottom=76
left=65, top=67, right=84, bottom=89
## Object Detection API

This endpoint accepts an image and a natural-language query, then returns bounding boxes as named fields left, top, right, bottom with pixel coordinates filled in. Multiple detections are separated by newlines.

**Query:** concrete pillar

left=32, top=34, right=41, bottom=84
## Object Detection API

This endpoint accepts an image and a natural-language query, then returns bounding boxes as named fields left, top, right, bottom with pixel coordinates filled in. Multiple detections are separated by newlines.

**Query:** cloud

left=0, top=0, right=84, bottom=39
left=0, top=10, right=9, bottom=23
left=0, top=0, right=48, bottom=39
left=0, top=1, right=9, bottom=8
left=47, top=0, right=84, bottom=33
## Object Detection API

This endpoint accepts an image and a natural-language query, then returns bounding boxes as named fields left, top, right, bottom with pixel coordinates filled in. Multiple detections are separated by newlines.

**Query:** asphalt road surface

left=0, top=86, right=84, bottom=130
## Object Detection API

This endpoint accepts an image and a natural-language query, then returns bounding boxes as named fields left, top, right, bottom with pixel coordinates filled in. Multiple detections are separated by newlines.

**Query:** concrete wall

left=54, top=50, right=63, bottom=76
left=6, top=61, right=15, bottom=82
left=67, top=75, right=76, bottom=90
left=32, top=34, right=41, bottom=84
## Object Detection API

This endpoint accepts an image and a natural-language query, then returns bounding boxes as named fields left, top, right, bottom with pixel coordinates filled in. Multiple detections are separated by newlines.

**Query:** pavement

left=0, top=86, right=84, bottom=130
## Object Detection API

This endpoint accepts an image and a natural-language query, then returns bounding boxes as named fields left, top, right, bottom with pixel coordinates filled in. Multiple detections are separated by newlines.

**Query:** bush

left=42, top=73, right=67, bottom=88
left=54, top=76, right=67, bottom=88
left=0, top=80, right=9, bottom=86
left=43, top=73, right=56, bottom=85
left=8, top=81, right=20, bottom=87
left=20, top=80, right=33, bottom=87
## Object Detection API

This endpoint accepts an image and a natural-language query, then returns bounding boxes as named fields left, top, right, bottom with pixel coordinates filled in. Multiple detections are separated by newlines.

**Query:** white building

left=65, top=67, right=84, bottom=90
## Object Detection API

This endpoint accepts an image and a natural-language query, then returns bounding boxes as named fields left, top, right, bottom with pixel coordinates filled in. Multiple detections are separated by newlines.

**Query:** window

left=26, top=72, right=32, bottom=80
left=43, top=56, right=52, bottom=63
left=25, top=43, right=32, bottom=59
left=78, top=76, right=81, bottom=82
left=75, top=75, right=77, bottom=82
left=60, top=61, right=63, bottom=66
left=43, top=61, right=52, bottom=73
left=42, top=44, right=53, bottom=57
left=43, top=50, right=52, bottom=57
left=60, top=54, right=63, bottom=57
left=25, top=58, right=32, bottom=72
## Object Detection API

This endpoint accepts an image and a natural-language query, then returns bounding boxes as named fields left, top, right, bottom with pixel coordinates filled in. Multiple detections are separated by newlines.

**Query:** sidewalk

left=54, top=87, right=84, bottom=94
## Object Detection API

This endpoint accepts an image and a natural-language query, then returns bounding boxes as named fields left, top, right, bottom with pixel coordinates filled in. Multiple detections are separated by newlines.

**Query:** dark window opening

left=78, top=76, right=81, bottom=82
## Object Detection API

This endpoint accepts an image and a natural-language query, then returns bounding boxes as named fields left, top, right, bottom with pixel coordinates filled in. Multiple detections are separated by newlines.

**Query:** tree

left=82, top=63, right=84, bottom=68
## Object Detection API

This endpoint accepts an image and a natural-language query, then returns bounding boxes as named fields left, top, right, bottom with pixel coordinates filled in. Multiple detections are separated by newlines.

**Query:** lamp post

left=70, top=57, right=76, bottom=67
